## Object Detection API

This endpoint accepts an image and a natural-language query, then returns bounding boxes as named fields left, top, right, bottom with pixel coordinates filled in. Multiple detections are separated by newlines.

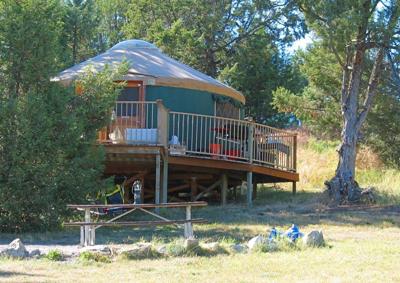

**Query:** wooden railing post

left=293, top=133, right=297, bottom=172
left=156, top=99, right=169, bottom=146
left=248, top=122, right=254, bottom=164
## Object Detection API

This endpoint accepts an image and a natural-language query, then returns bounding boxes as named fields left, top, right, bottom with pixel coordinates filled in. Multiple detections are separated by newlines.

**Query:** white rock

left=118, top=243, right=152, bottom=258
left=202, top=242, right=220, bottom=252
left=247, top=235, right=265, bottom=251
left=80, top=245, right=111, bottom=255
left=303, top=230, right=325, bottom=247
left=0, top=239, right=29, bottom=258
left=29, top=249, right=41, bottom=258
left=184, top=238, right=199, bottom=250
left=156, top=245, right=167, bottom=255
left=230, top=244, right=247, bottom=253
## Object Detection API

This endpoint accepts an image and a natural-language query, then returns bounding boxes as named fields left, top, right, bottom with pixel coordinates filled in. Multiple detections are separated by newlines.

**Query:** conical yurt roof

left=54, top=39, right=245, bottom=104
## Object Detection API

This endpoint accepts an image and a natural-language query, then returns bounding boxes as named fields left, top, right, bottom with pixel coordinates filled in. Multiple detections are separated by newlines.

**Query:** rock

left=267, top=241, right=279, bottom=252
left=118, top=243, right=152, bottom=258
left=184, top=238, right=199, bottom=250
left=80, top=245, right=111, bottom=255
left=361, top=187, right=376, bottom=203
left=0, top=239, right=29, bottom=258
left=247, top=235, right=265, bottom=251
left=156, top=245, right=167, bottom=255
left=303, top=230, right=325, bottom=247
left=230, top=244, right=247, bottom=253
left=29, top=249, right=41, bottom=258
left=202, top=242, right=220, bottom=252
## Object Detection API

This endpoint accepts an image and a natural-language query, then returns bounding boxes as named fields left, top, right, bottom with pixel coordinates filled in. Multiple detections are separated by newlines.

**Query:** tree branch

left=356, top=47, right=385, bottom=130
left=356, top=1, right=399, bottom=130
left=340, top=47, right=351, bottom=112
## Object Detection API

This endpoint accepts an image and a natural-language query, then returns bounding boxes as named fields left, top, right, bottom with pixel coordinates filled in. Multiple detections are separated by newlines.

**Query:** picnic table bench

left=65, top=201, right=207, bottom=246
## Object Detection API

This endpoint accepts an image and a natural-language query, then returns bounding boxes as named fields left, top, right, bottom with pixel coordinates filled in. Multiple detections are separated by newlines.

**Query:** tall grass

left=297, top=135, right=400, bottom=204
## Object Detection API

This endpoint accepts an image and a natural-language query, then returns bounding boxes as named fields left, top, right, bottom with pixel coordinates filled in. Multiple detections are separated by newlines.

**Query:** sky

left=287, top=33, right=314, bottom=53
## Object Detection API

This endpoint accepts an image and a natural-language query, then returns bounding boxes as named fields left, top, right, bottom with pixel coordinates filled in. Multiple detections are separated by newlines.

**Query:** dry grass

left=1, top=133, right=400, bottom=282
left=296, top=135, right=400, bottom=203
left=1, top=203, right=400, bottom=283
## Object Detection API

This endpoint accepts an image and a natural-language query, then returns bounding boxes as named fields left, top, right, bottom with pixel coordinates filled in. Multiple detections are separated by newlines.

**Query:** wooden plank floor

left=103, top=144, right=299, bottom=183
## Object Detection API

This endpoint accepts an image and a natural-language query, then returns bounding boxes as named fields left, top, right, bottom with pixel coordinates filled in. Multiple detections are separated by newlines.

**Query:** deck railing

left=169, top=111, right=249, bottom=162
left=252, top=123, right=296, bottom=171
left=169, top=111, right=296, bottom=171
left=98, top=101, right=159, bottom=144
left=98, top=100, right=297, bottom=172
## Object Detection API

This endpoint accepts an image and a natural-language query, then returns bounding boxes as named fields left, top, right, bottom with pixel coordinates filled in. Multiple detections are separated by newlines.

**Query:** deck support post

left=184, top=205, right=193, bottom=238
left=221, top=174, right=228, bottom=206
left=252, top=182, right=257, bottom=200
left=292, top=181, right=297, bottom=195
left=246, top=171, right=253, bottom=207
left=190, top=177, right=198, bottom=201
left=84, top=208, right=93, bottom=246
left=162, top=155, right=168, bottom=203
left=155, top=154, right=161, bottom=213
left=80, top=226, right=84, bottom=246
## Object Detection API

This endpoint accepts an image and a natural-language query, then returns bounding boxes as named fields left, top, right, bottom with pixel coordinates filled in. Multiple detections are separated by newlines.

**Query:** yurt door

left=107, top=81, right=148, bottom=143
left=116, top=81, right=146, bottom=126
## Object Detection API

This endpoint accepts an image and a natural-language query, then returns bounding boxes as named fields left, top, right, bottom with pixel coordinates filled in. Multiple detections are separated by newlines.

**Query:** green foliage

left=164, top=241, right=209, bottom=257
left=95, top=0, right=132, bottom=48
left=44, top=250, right=63, bottom=261
left=79, top=251, right=111, bottom=263
left=273, top=40, right=400, bottom=166
left=118, top=248, right=160, bottom=260
left=62, top=0, right=100, bottom=65
left=220, top=29, right=307, bottom=125
left=165, top=241, right=187, bottom=257
left=122, top=0, right=305, bottom=123
left=0, top=66, right=125, bottom=232
left=0, top=0, right=127, bottom=232
left=365, top=94, right=400, bottom=168
left=272, top=44, right=342, bottom=137
left=0, top=0, right=64, bottom=94
left=306, top=138, right=340, bottom=154
left=286, top=1, right=400, bottom=179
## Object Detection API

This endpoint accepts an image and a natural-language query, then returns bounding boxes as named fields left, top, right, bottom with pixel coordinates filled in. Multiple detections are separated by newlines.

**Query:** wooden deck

left=102, top=144, right=299, bottom=205
left=98, top=101, right=299, bottom=205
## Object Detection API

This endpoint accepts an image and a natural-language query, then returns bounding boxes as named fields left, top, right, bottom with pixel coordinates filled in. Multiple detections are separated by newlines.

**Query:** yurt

left=54, top=39, right=245, bottom=119
left=54, top=40, right=298, bottom=205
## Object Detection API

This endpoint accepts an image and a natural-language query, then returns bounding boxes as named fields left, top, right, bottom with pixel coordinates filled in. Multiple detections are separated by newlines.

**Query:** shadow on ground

left=0, top=270, right=40, bottom=278
left=1, top=187, right=399, bottom=245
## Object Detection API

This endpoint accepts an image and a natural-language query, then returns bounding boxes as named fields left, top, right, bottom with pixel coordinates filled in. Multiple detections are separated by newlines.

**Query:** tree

left=273, top=44, right=345, bottom=138
left=0, top=0, right=127, bottom=232
left=122, top=0, right=305, bottom=123
left=0, top=0, right=64, bottom=96
left=221, top=29, right=307, bottom=125
left=123, top=0, right=304, bottom=77
left=297, top=0, right=400, bottom=203
left=95, top=0, right=132, bottom=49
left=63, top=0, right=99, bottom=65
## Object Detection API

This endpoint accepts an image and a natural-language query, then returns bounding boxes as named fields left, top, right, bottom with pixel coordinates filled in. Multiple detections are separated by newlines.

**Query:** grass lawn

left=1, top=138, right=400, bottom=282
left=1, top=188, right=400, bottom=283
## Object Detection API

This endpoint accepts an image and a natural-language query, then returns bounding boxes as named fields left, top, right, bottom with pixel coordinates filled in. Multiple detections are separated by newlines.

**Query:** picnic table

left=64, top=201, right=207, bottom=246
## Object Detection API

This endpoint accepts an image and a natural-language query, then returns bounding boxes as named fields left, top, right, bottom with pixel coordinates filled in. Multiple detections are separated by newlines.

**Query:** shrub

left=165, top=242, right=187, bottom=257
left=79, top=251, right=111, bottom=263
left=0, top=67, right=126, bottom=232
left=44, top=250, right=63, bottom=261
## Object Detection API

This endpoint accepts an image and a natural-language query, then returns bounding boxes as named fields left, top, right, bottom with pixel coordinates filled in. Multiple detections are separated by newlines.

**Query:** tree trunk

left=325, top=4, right=367, bottom=204
left=326, top=116, right=362, bottom=203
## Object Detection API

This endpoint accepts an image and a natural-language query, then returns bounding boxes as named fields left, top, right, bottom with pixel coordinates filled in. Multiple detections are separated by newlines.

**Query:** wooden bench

left=65, top=202, right=207, bottom=246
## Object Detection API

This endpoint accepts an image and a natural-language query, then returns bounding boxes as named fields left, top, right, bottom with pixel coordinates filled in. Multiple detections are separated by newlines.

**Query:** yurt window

left=216, top=101, right=240, bottom=119
left=116, top=87, right=139, bottom=116
left=117, top=87, right=139, bottom=101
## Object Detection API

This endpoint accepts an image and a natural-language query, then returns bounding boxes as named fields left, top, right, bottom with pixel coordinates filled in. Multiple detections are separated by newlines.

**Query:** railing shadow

left=1, top=187, right=398, bottom=246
